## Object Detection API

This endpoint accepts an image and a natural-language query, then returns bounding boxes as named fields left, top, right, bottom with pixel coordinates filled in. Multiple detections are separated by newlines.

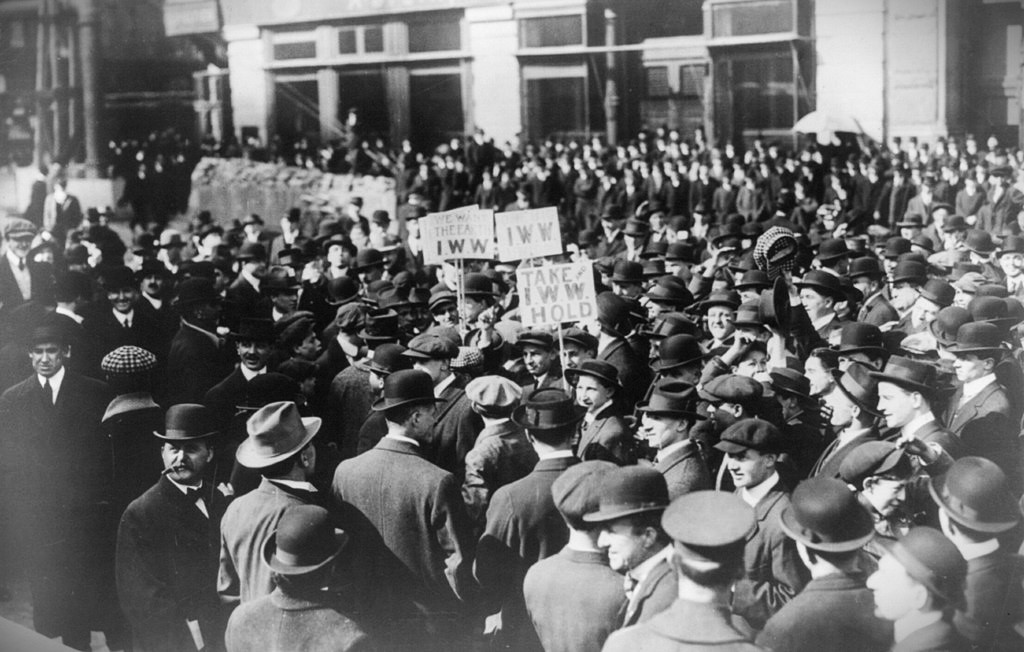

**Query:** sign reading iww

left=518, top=261, right=597, bottom=327
left=495, top=207, right=562, bottom=261
left=421, top=207, right=495, bottom=265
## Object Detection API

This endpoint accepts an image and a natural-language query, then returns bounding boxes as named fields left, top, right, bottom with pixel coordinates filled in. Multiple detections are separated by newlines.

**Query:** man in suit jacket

left=867, top=527, right=969, bottom=652
left=223, top=242, right=268, bottom=331
left=872, top=356, right=965, bottom=458
left=813, top=364, right=884, bottom=480
left=331, top=370, right=476, bottom=651
left=637, top=381, right=711, bottom=499
left=715, top=419, right=807, bottom=630
left=42, top=179, right=83, bottom=246
left=0, top=218, right=53, bottom=324
left=595, top=292, right=653, bottom=410
left=0, top=323, right=118, bottom=650
left=224, top=505, right=372, bottom=652
left=165, top=279, right=235, bottom=405
left=932, top=457, right=1023, bottom=651
left=476, top=388, right=582, bottom=649
left=568, top=359, right=633, bottom=463
left=602, top=492, right=764, bottom=652
left=850, top=257, right=899, bottom=327
left=218, top=402, right=322, bottom=607
left=585, top=466, right=676, bottom=628
left=203, top=318, right=275, bottom=417
left=116, top=404, right=229, bottom=652
left=517, top=330, right=562, bottom=395
left=757, top=478, right=892, bottom=652
left=523, top=461, right=625, bottom=652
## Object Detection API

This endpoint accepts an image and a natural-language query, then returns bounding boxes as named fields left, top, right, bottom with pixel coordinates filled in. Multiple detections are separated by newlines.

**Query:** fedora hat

left=511, top=388, right=587, bottom=433
left=929, top=306, right=972, bottom=347
left=371, top=369, right=445, bottom=412
left=769, top=368, right=811, bottom=401
left=835, top=322, right=887, bottom=357
left=832, top=363, right=883, bottom=417
left=230, top=318, right=276, bottom=343
left=780, top=478, right=875, bottom=552
left=882, top=527, right=967, bottom=608
left=868, top=356, right=937, bottom=395
left=357, top=308, right=402, bottom=344
left=732, top=301, right=763, bottom=330
left=355, top=343, right=410, bottom=377
left=795, top=270, right=844, bottom=300
left=236, top=402, right=321, bottom=469
left=759, top=277, right=791, bottom=332
left=583, top=466, right=670, bottom=523
left=698, top=290, right=741, bottom=313
left=929, top=457, right=1020, bottom=533
left=947, top=322, right=1006, bottom=356
left=734, top=269, right=772, bottom=292
left=263, top=505, right=348, bottom=576
left=154, top=404, right=220, bottom=440
left=918, top=279, right=955, bottom=308
left=637, top=380, right=706, bottom=420
left=653, top=334, right=706, bottom=372
left=564, top=359, right=621, bottom=390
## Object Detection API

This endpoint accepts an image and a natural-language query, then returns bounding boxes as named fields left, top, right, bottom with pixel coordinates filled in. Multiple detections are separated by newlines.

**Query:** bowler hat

left=779, top=478, right=875, bottom=552
left=942, top=215, right=968, bottom=232
left=102, top=345, right=158, bottom=376
left=155, top=403, right=220, bottom=440
left=642, top=259, right=666, bottom=280
left=99, top=265, right=136, bottom=291
left=358, top=308, right=401, bottom=344
left=996, top=235, right=1024, bottom=257
left=641, top=240, right=668, bottom=260
left=714, top=418, right=784, bottom=455
left=263, top=505, right=348, bottom=576
left=795, top=270, right=844, bottom=300
left=173, top=278, right=219, bottom=308
left=734, top=269, right=772, bottom=291
left=891, top=260, right=927, bottom=285
left=816, top=238, right=850, bottom=263
left=136, top=258, right=172, bottom=280
left=883, top=527, right=967, bottom=608
left=564, top=359, right=621, bottom=390
left=596, top=292, right=631, bottom=336
left=662, top=491, right=754, bottom=559
left=839, top=441, right=912, bottom=487
left=967, top=296, right=1017, bottom=329
left=929, top=457, right=1020, bottom=533
left=643, top=312, right=698, bottom=340
left=835, top=322, right=887, bottom=358
left=511, top=388, right=586, bottom=432
left=848, top=256, right=886, bottom=280
left=356, top=343, right=409, bottom=377
left=611, top=260, right=644, bottom=285
left=918, top=279, right=955, bottom=308
left=623, top=218, right=649, bottom=239
left=353, top=248, right=385, bottom=271
left=638, top=380, right=706, bottom=420
left=911, top=235, right=935, bottom=254
left=964, top=230, right=996, bottom=255
left=133, top=232, right=157, bottom=256
left=652, top=334, right=705, bottom=372
left=947, top=322, right=1006, bottom=356
left=583, top=466, right=670, bottom=523
left=976, top=284, right=1009, bottom=299
left=236, top=241, right=267, bottom=261
left=698, top=290, right=741, bottom=313
left=371, top=369, right=444, bottom=412
left=868, top=356, right=938, bottom=395
left=463, top=273, right=496, bottom=298
left=552, top=461, right=618, bottom=529
left=665, top=242, right=694, bottom=263
left=645, top=276, right=693, bottom=307
left=833, top=363, right=883, bottom=417
left=769, top=368, right=811, bottom=400
left=325, top=276, right=360, bottom=306
left=403, top=331, right=459, bottom=360
left=883, top=237, right=913, bottom=259
left=263, top=272, right=301, bottom=294
left=30, top=323, right=67, bottom=346
left=236, top=401, right=321, bottom=468
left=231, top=318, right=276, bottom=343
left=465, top=375, right=523, bottom=418
left=929, top=306, right=972, bottom=347
left=896, top=213, right=925, bottom=229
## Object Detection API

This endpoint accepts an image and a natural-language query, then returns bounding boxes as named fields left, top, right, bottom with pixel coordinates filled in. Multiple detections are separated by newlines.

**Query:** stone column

left=76, top=0, right=101, bottom=176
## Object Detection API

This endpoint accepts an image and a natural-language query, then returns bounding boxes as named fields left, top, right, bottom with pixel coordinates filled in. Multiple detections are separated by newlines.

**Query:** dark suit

left=655, top=440, right=711, bottom=500
left=432, top=378, right=484, bottom=478
left=332, top=437, right=476, bottom=649
left=522, top=547, right=626, bottom=652
left=603, top=599, right=765, bottom=652
left=954, top=550, right=1024, bottom=652
left=224, top=277, right=266, bottom=330
left=578, top=408, right=633, bottom=463
left=858, top=291, right=900, bottom=327
left=909, top=419, right=964, bottom=459
left=323, top=365, right=375, bottom=462
left=218, top=478, right=320, bottom=606
left=943, top=380, right=1020, bottom=490
left=892, top=619, right=967, bottom=652
left=103, top=393, right=165, bottom=514
left=597, top=337, right=653, bottom=411
left=203, top=367, right=251, bottom=415
left=732, top=480, right=808, bottom=630
left=623, top=556, right=677, bottom=627
left=116, top=476, right=228, bottom=652
left=225, top=588, right=373, bottom=652
left=811, top=428, right=881, bottom=479
left=0, top=256, right=53, bottom=323
left=461, top=421, right=538, bottom=526
left=165, top=320, right=234, bottom=406
left=80, top=306, right=169, bottom=377
left=756, top=572, right=892, bottom=652
left=477, top=455, right=578, bottom=650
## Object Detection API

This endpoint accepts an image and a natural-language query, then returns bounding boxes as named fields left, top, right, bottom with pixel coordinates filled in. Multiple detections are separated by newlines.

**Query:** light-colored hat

left=236, top=401, right=321, bottom=469
left=465, top=375, right=522, bottom=417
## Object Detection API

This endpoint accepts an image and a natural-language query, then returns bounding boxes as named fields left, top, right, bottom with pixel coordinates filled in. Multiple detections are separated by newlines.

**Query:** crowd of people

left=0, top=127, right=1023, bottom=652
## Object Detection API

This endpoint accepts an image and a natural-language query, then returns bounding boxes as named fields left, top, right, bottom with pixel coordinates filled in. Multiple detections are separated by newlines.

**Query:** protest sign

left=421, top=207, right=495, bottom=265
left=518, top=261, right=597, bottom=327
left=495, top=207, right=562, bottom=261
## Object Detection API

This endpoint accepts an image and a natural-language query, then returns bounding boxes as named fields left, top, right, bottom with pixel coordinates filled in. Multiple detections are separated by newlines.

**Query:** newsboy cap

left=465, top=375, right=523, bottom=418
left=699, top=374, right=763, bottom=406
left=583, top=466, right=670, bottom=523
left=714, top=418, right=785, bottom=455
left=403, top=331, right=459, bottom=360
left=4, top=217, right=37, bottom=240
left=552, top=460, right=618, bottom=530
left=839, top=441, right=912, bottom=487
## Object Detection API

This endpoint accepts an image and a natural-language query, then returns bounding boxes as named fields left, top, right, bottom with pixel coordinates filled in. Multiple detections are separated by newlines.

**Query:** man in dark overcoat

left=165, top=278, right=235, bottom=405
left=116, top=404, right=229, bottom=652
left=636, top=380, right=711, bottom=499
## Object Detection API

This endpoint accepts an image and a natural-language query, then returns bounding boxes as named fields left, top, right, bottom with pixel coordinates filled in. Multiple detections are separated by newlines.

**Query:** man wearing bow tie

left=116, top=404, right=230, bottom=652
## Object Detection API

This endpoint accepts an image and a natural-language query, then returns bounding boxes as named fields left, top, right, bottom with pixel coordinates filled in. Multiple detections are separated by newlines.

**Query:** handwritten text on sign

left=495, top=207, right=562, bottom=261
left=422, top=207, right=495, bottom=265
left=518, top=262, right=597, bottom=326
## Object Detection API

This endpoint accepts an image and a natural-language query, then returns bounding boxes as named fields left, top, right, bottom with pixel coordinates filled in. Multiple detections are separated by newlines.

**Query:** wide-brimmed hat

left=564, top=359, right=621, bottom=390
left=263, top=505, right=348, bottom=576
left=511, top=388, right=586, bottom=432
left=582, top=466, right=670, bottom=523
left=236, top=402, right=322, bottom=468
left=832, top=363, right=883, bottom=417
left=230, top=318, right=276, bottom=343
left=780, top=478, right=875, bottom=552
left=769, top=368, right=811, bottom=400
left=929, top=457, right=1021, bottom=533
left=638, top=380, right=706, bottom=420
left=869, top=356, right=938, bottom=395
left=154, top=403, right=220, bottom=440
left=882, top=527, right=967, bottom=608
left=795, top=270, right=844, bottom=301
left=732, top=301, right=763, bottom=330
left=370, top=369, right=445, bottom=412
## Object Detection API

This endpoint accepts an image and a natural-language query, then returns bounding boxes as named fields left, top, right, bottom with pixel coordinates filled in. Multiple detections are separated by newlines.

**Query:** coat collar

left=647, top=599, right=751, bottom=644
left=103, top=392, right=160, bottom=422
left=533, top=455, right=579, bottom=473
left=374, top=436, right=423, bottom=457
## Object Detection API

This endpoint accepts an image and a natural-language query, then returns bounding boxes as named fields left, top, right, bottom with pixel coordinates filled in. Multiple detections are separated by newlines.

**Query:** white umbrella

left=792, top=110, right=864, bottom=145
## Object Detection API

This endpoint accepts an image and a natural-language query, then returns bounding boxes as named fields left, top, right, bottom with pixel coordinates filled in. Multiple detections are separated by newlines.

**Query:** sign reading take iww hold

left=495, top=207, right=562, bottom=261
left=518, top=261, right=597, bottom=327
left=421, top=206, right=496, bottom=265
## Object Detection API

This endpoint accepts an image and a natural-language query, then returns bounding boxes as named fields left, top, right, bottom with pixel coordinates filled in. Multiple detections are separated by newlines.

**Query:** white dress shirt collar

left=961, top=374, right=997, bottom=404
left=55, top=306, right=83, bottom=325
left=385, top=433, right=420, bottom=448
left=240, top=365, right=266, bottom=381
left=38, top=366, right=66, bottom=404
left=741, top=471, right=780, bottom=508
left=957, top=537, right=999, bottom=561
left=166, top=477, right=208, bottom=517
left=434, top=373, right=457, bottom=398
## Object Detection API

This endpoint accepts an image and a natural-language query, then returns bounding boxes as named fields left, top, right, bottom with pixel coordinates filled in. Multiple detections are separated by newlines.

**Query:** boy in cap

left=867, top=527, right=969, bottom=652
left=116, top=404, right=229, bottom=652
left=522, top=461, right=626, bottom=652
left=566, top=359, right=632, bottom=463
left=715, top=418, right=807, bottom=630
left=585, top=466, right=676, bottom=627
left=461, top=375, right=537, bottom=526
left=602, top=491, right=764, bottom=652
left=757, top=478, right=892, bottom=652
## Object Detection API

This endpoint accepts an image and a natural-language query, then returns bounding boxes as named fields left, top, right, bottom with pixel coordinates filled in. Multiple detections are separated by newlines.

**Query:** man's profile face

left=725, top=448, right=774, bottom=489
left=597, top=518, right=650, bottom=574
left=30, top=341, right=66, bottom=378
left=161, top=440, right=212, bottom=486
left=863, top=476, right=909, bottom=518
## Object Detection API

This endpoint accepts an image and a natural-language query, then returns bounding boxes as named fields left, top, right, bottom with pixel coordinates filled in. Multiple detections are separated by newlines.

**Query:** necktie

left=123, top=318, right=131, bottom=329
left=18, top=258, right=25, bottom=271
left=43, top=378, right=53, bottom=405
left=623, top=574, right=638, bottom=601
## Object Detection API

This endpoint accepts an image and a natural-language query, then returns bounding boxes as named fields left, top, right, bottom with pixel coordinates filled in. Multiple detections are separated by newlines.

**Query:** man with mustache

left=204, top=318, right=275, bottom=419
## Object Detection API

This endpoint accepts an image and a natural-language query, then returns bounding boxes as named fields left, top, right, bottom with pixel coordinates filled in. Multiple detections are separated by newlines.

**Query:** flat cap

left=839, top=441, right=912, bottom=486
left=465, top=375, right=522, bottom=416
left=518, top=330, right=554, bottom=351
left=583, top=466, right=670, bottom=523
left=101, top=345, right=158, bottom=376
left=662, top=490, right=754, bottom=550
left=4, top=217, right=37, bottom=240
left=699, top=374, right=763, bottom=405
left=403, top=331, right=459, bottom=360
left=333, top=303, right=366, bottom=333
left=714, top=418, right=784, bottom=454
left=552, top=461, right=619, bottom=530
left=451, top=346, right=484, bottom=371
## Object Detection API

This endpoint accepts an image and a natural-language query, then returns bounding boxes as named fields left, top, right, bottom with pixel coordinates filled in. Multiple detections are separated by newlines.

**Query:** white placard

left=495, top=207, right=562, bottom=261
left=518, top=262, right=597, bottom=327
left=421, top=206, right=495, bottom=265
